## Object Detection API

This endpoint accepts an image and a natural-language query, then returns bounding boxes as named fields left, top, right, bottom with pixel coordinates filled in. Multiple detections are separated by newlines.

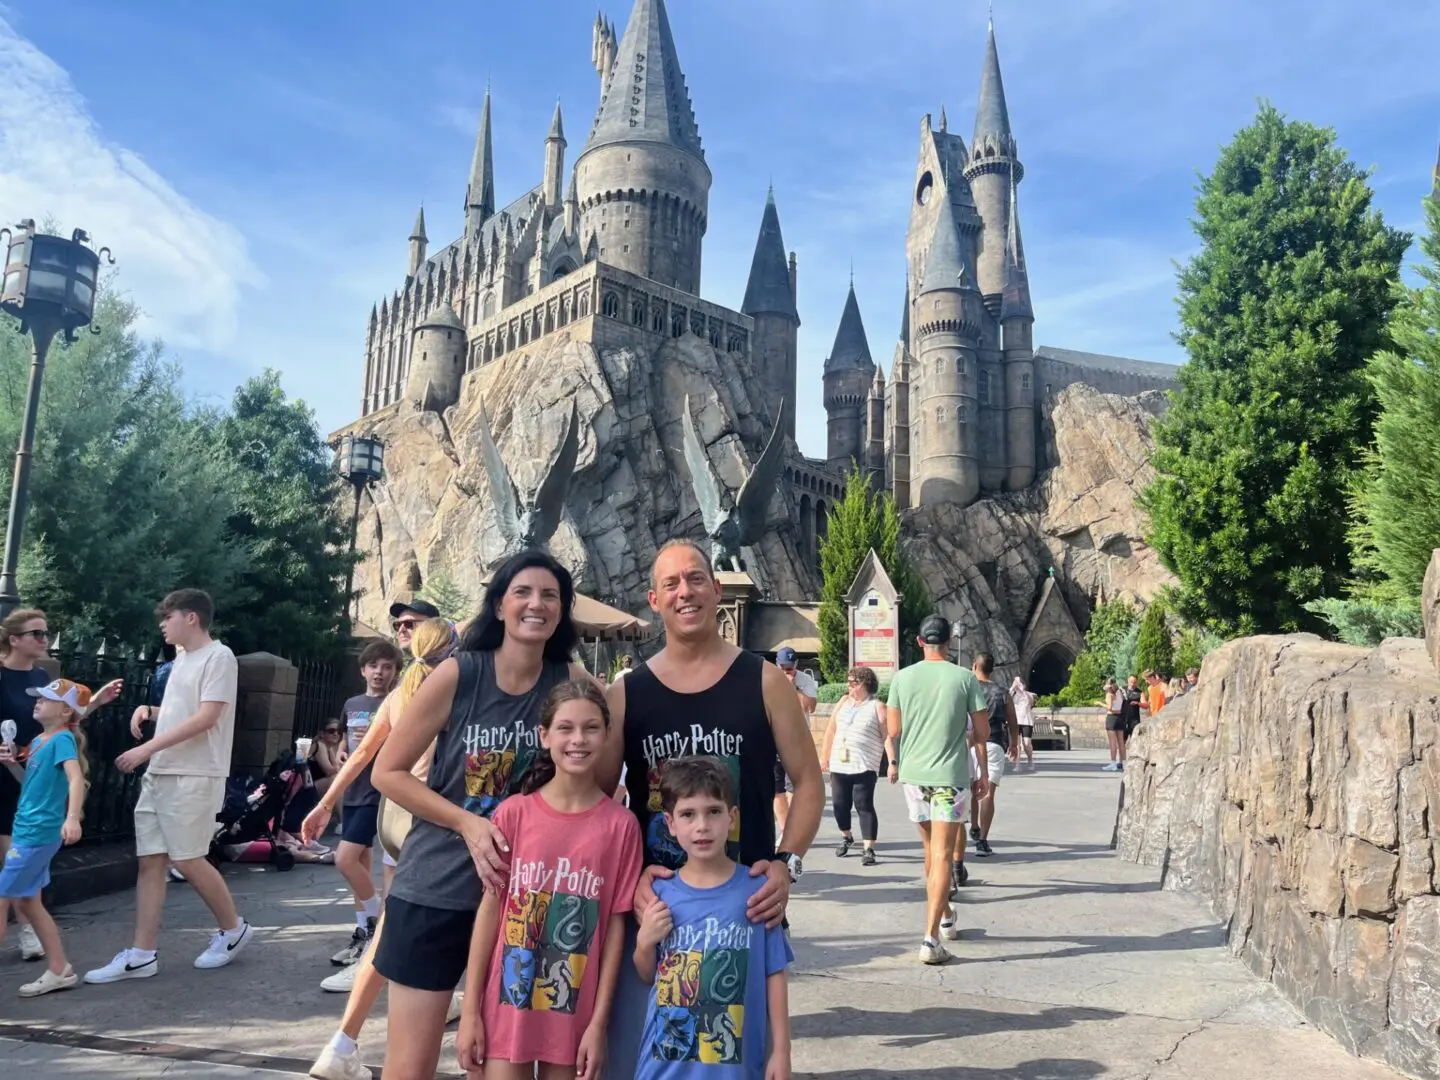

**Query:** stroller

left=209, top=751, right=308, bottom=871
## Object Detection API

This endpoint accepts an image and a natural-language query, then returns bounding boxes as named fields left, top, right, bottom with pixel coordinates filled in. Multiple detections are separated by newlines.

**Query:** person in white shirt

left=773, top=647, right=817, bottom=833
left=85, top=589, right=252, bottom=984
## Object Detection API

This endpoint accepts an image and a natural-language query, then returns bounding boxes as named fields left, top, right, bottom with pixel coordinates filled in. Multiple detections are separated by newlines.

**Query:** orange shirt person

left=1143, top=671, right=1167, bottom=715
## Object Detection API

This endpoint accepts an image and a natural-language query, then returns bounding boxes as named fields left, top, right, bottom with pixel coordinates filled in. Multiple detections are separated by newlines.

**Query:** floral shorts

left=903, top=785, right=969, bottom=825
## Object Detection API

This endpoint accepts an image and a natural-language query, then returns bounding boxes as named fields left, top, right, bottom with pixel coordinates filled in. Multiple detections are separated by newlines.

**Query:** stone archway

left=1027, top=642, right=1076, bottom=696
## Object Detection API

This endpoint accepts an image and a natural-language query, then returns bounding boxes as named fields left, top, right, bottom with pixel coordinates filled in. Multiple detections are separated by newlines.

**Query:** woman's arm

left=372, top=659, right=467, bottom=830
left=819, top=710, right=840, bottom=770
left=318, top=699, right=393, bottom=812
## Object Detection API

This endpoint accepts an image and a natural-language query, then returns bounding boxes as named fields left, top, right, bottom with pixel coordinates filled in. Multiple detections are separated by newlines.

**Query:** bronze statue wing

left=680, top=395, right=726, bottom=536
left=528, top=400, right=581, bottom=549
left=474, top=399, right=522, bottom=548
left=734, top=399, right=787, bottom=547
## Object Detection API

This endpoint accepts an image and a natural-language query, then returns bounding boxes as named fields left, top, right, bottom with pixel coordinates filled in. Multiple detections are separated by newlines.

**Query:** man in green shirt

left=886, top=614, right=991, bottom=965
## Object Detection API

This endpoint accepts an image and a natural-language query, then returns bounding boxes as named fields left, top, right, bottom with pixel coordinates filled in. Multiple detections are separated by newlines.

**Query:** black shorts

left=372, top=895, right=475, bottom=992
left=1105, top=713, right=1128, bottom=733
left=1018, top=725, right=1034, bottom=738
left=340, top=803, right=379, bottom=847
left=772, top=756, right=791, bottom=795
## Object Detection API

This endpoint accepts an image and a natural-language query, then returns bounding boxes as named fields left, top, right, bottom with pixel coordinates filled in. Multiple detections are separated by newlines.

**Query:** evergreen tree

left=1140, top=103, right=1410, bottom=635
left=817, top=469, right=929, bottom=682
left=1173, top=626, right=1224, bottom=675
left=1134, top=602, right=1175, bottom=678
left=1110, top=623, right=1141, bottom=683
left=1083, top=598, right=1137, bottom=675
left=1057, top=650, right=1106, bottom=706
left=1348, top=180, right=1440, bottom=598
left=418, top=572, right=474, bottom=623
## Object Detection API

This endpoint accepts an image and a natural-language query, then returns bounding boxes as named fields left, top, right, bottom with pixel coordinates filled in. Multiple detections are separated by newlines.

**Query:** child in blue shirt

left=633, top=756, right=793, bottom=1080
left=0, top=678, right=90, bottom=997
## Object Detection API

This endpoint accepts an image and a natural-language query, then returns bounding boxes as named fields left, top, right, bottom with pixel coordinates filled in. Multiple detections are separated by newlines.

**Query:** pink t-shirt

left=481, top=789, right=643, bottom=1066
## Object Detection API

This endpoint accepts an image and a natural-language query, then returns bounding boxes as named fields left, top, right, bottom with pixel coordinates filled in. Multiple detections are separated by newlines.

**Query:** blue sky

left=2, top=0, right=1437, bottom=460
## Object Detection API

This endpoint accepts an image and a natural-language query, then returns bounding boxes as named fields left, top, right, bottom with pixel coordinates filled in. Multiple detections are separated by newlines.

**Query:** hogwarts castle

left=350, top=0, right=1178, bottom=569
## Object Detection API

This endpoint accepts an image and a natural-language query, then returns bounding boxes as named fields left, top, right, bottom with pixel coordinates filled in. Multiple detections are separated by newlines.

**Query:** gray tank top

left=387, top=649, right=570, bottom=911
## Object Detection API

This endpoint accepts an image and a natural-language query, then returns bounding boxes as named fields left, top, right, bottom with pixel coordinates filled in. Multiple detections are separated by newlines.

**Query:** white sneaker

left=18, top=924, right=44, bottom=961
left=446, top=990, right=463, bottom=1024
left=309, top=1043, right=371, bottom=1080
left=194, top=921, right=253, bottom=970
left=321, top=960, right=360, bottom=993
left=19, top=964, right=78, bottom=997
left=84, top=949, right=158, bottom=984
left=939, top=915, right=961, bottom=941
left=918, top=939, right=952, bottom=965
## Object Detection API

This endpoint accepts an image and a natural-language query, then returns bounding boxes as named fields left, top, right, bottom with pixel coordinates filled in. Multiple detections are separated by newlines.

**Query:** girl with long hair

left=304, top=617, right=458, bottom=1080
left=455, top=679, right=641, bottom=1080
left=371, top=550, right=593, bottom=1080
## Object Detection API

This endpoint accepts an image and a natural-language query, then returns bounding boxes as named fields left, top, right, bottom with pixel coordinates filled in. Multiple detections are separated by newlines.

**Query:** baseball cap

left=389, top=599, right=441, bottom=621
left=775, top=647, right=798, bottom=668
left=919, top=614, right=951, bottom=645
left=28, top=678, right=93, bottom=714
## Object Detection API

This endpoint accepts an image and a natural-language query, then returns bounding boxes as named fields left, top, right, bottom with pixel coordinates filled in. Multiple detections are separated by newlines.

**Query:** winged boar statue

left=680, top=397, right=787, bottom=573
left=475, top=399, right=580, bottom=554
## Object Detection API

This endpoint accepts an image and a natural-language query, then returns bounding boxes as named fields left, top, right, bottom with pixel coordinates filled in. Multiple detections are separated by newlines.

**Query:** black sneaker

left=861, top=847, right=877, bottom=866
left=330, top=918, right=374, bottom=966
left=970, top=825, right=982, bottom=843
left=836, top=836, right=853, bottom=858
left=950, top=860, right=968, bottom=894
left=976, top=838, right=994, bottom=857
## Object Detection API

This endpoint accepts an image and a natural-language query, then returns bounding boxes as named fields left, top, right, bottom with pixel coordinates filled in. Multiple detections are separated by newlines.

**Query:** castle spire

left=742, top=187, right=798, bottom=321
left=973, top=18, right=1013, bottom=155
left=408, top=205, right=428, bottom=277
left=899, top=283, right=911, bottom=344
left=585, top=0, right=702, bottom=158
left=409, top=206, right=428, bottom=243
left=1000, top=174, right=1033, bottom=321
left=919, top=193, right=969, bottom=296
left=825, top=283, right=874, bottom=373
left=549, top=99, right=565, bottom=142
left=465, top=86, right=496, bottom=235
left=544, top=99, right=567, bottom=210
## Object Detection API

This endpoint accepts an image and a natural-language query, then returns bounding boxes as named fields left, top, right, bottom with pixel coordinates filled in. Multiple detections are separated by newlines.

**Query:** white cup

left=295, top=737, right=313, bottom=760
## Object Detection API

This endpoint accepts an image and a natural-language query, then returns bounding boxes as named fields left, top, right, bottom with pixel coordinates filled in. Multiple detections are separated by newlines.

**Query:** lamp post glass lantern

left=337, top=434, right=385, bottom=623
left=0, top=222, right=113, bottom=619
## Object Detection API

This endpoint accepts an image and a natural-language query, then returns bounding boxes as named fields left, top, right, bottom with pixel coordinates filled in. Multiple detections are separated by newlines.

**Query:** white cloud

left=0, top=18, right=263, bottom=349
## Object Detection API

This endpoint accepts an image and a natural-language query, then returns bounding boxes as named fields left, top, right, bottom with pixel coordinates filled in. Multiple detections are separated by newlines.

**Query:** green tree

left=1135, top=601, right=1175, bottom=678
left=1303, top=596, right=1422, bottom=647
left=1348, top=184, right=1440, bottom=599
left=211, top=371, right=358, bottom=657
left=1057, top=650, right=1106, bottom=706
left=1083, top=598, right=1137, bottom=675
left=1139, top=103, right=1410, bottom=635
left=1110, top=623, right=1141, bottom=683
left=817, top=469, right=930, bottom=682
left=0, top=295, right=250, bottom=646
left=1173, top=626, right=1224, bottom=675
left=418, top=572, right=473, bottom=623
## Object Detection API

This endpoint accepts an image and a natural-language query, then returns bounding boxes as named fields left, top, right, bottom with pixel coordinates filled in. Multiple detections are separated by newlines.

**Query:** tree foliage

left=1109, top=623, right=1141, bottom=683
left=1173, top=626, right=1224, bottom=675
left=817, top=468, right=930, bottom=683
left=1084, top=599, right=1137, bottom=675
left=418, top=572, right=474, bottom=624
left=1348, top=187, right=1440, bottom=600
left=1303, top=597, right=1422, bottom=647
left=1057, top=650, right=1107, bottom=706
left=1135, top=601, right=1175, bottom=678
left=1139, top=103, right=1410, bottom=635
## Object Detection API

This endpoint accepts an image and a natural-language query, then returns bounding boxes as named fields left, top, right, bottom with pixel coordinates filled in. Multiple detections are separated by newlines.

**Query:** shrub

left=1135, top=601, right=1175, bottom=678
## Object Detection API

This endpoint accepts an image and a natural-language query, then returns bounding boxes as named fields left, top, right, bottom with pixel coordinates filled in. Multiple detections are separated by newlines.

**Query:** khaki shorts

left=134, top=773, right=224, bottom=862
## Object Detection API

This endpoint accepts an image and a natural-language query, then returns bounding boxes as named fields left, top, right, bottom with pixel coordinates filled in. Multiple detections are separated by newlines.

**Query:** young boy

left=85, top=588, right=249, bottom=983
left=634, top=756, right=793, bottom=1080
left=329, top=640, right=401, bottom=966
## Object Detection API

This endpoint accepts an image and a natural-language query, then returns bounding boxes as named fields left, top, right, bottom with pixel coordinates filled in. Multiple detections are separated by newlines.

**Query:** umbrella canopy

left=572, top=591, right=652, bottom=642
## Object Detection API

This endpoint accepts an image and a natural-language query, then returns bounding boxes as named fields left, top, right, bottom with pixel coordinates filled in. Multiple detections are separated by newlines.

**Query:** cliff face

left=349, top=330, right=819, bottom=629
left=905, top=383, right=1176, bottom=667
left=1117, top=624, right=1440, bottom=1078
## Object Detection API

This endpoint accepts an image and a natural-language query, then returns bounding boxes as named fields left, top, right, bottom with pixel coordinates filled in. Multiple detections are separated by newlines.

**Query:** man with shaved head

left=600, top=538, right=822, bottom=1075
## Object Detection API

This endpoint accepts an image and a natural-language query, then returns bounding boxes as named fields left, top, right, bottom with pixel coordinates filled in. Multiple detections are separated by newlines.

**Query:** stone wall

left=1116, top=625, right=1440, bottom=1078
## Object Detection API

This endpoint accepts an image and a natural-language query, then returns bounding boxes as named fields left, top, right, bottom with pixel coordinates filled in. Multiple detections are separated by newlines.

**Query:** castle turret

left=575, top=0, right=710, bottom=293
left=592, top=13, right=617, bottom=80
left=407, top=206, right=428, bottom=279
left=742, top=187, right=800, bottom=441
left=465, top=87, right=497, bottom=236
left=866, top=366, right=886, bottom=492
left=544, top=101, right=566, bottom=212
left=914, top=193, right=983, bottom=506
left=405, top=301, right=465, bottom=414
left=888, top=288, right=913, bottom=509
left=962, top=19, right=1023, bottom=314
left=1001, top=174, right=1036, bottom=490
left=822, top=282, right=875, bottom=472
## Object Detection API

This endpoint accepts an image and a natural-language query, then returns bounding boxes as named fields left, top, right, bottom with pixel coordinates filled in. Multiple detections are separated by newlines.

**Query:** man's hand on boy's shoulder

left=636, top=899, right=673, bottom=950
left=746, top=860, right=790, bottom=928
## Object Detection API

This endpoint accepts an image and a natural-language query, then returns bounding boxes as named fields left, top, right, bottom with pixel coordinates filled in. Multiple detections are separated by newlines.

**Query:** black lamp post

left=335, top=433, right=385, bottom=623
left=0, top=222, right=112, bottom=618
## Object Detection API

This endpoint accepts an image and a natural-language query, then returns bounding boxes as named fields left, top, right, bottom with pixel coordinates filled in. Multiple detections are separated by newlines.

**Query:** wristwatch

left=775, top=850, right=803, bottom=881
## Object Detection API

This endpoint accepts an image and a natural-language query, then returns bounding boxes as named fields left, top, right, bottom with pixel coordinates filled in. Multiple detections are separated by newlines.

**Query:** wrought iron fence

left=292, top=657, right=351, bottom=742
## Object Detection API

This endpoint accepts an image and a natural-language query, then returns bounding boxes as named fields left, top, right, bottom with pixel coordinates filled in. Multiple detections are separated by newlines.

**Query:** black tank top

left=622, top=650, right=776, bottom=870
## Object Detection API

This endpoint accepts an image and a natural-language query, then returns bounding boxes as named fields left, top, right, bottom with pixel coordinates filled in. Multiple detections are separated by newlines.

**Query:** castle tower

left=1001, top=174, right=1037, bottom=490
left=405, top=301, right=465, bottom=414
left=544, top=101, right=567, bottom=212
left=575, top=0, right=710, bottom=293
left=407, top=206, right=428, bottom=279
left=962, top=19, right=1023, bottom=314
left=822, top=282, right=876, bottom=472
left=465, top=87, right=497, bottom=236
left=914, top=193, right=983, bottom=506
left=887, top=288, right=914, bottom=509
left=741, top=187, right=800, bottom=441
left=865, top=366, right=886, bottom=492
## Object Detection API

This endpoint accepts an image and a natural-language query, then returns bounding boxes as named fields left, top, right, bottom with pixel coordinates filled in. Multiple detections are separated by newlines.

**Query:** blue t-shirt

left=636, top=864, right=793, bottom=1079
left=11, top=730, right=78, bottom=847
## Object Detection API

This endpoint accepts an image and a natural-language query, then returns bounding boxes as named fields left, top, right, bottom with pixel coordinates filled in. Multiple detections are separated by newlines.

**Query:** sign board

left=846, top=549, right=900, bottom=684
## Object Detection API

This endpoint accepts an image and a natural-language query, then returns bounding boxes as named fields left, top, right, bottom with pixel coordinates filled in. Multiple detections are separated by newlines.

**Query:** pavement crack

left=1142, top=1022, right=1206, bottom=1079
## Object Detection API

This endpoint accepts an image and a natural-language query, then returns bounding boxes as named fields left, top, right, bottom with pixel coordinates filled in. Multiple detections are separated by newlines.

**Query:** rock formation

left=904, top=382, right=1175, bottom=671
left=1117, top=628, right=1440, bottom=1078
left=1424, top=550, right=1440, bottom=671
left=348, top=330, right=820, bottom=629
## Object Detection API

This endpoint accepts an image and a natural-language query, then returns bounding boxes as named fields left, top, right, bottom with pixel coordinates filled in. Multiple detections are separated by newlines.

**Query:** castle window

left=958, top=404, right=968, bottom=423
left=672, top=307, right=686, bottom=338
left=652, top=306, right=665, bottom=334
left=579, top=293, right=591, bottom=317
left=1021, top=373, right=1031, bottom=391
left=934, top=358, right=943, bottom=375
left=482, top=293, right=497, bottom=319
left=709, top=323, right=722, bottom=349
left=978, top=371, right=991, bottom=406
left=602, top=292, right=620, bottom=319
left=936, top=405, right=944, bottom=423
left=691, top=310, right=706, bottom=337
left=631, top=297, right=646, bottom=326
left=955, top=357, right=965, bottom=375
left=727, top=331, right=746, bottom=353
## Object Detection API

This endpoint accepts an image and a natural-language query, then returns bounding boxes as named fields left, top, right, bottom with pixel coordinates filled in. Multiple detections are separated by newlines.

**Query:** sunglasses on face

left=846, top=679, right=859, bottom=685
left=18, top=629, right=49, bottom=641
left=392, top=619, right=420, bottom=631
left=322, top=728, right=342, bottom=736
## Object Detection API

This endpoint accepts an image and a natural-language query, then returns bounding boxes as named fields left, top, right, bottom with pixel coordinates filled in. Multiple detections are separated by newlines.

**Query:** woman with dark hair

left=820, top=665, right=891, bottom=865
left=370, top=549, right=591, bottom=1080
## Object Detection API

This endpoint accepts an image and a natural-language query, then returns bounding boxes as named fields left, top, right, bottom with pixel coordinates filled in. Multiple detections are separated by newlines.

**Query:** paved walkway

left=0, top=750, right=1410, bottom=1079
